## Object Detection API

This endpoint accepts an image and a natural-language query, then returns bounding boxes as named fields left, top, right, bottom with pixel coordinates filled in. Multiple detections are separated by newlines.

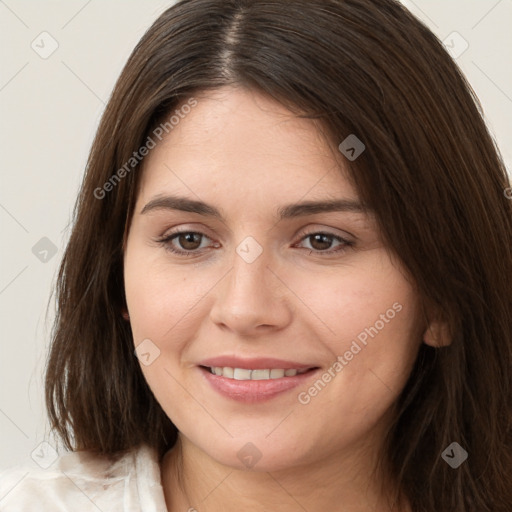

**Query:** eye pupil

left=179, top=232, right=202, bottom=250
left=310, top=234, right=332, bottom=251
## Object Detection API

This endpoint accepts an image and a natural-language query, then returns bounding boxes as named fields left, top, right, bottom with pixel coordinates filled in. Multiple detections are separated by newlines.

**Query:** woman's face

left=124, top=86, right=423, bottom=472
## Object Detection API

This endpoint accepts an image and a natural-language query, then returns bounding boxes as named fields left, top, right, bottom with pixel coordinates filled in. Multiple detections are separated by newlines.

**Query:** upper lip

left=199, top=356, right=318, bottom=370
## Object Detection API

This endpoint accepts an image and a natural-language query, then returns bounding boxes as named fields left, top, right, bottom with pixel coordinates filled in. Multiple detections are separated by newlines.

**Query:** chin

left=197, top=436, right=312, bottom=473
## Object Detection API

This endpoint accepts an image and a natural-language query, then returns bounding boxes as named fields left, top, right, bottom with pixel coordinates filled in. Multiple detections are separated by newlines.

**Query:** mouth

left=202, top=366, right=314, bottom=380
left=198, top=363, right=320, bottom=403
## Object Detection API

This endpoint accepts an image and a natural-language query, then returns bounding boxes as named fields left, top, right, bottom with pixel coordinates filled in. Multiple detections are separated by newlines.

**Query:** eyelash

left=155, top=229, right=354, bottom=257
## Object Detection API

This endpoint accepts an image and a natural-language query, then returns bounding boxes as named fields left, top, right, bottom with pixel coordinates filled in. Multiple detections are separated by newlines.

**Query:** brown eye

left=308, top=234, right=335, bottom=251
left=157, top=230, right=218, bottom=257
left=176, top=232, right=203, bottom=251
left=295, top=231, right=353, bottom=256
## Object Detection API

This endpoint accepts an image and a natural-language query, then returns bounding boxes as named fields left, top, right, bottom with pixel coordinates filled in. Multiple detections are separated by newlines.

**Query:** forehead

left=137, top=87, right=358, bottom=206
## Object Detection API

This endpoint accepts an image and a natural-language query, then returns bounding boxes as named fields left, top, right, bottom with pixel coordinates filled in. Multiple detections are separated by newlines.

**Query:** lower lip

left=199, top=366, right=319, bottom=403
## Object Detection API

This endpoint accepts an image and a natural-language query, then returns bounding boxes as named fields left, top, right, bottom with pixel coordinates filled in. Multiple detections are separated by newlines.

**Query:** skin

left=123, top=86, right=437, bottom=512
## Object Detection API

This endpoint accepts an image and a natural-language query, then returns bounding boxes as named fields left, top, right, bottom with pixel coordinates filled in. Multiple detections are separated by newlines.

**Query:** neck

left=161, top=435, right=409, bottom=512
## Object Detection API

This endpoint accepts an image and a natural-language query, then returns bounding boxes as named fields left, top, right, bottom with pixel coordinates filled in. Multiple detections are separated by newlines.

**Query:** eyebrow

left=140, top=194, right=368, bottom=221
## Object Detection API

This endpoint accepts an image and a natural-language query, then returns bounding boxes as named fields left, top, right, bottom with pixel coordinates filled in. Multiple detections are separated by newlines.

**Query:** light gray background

left=1, top=0, right=511, bottom=471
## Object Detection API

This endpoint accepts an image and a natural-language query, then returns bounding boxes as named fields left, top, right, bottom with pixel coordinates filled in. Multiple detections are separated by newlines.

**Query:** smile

left=199, top=363, right=319, bottom=403
left=208, top=367, right=310, bottom=380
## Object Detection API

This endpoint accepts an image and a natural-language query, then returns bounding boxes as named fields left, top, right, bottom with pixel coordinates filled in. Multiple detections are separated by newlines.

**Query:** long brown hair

left=45, top=0, right=512, bottom=510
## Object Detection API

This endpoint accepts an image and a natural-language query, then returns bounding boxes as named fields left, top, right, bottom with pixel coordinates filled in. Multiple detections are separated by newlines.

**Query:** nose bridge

left=234, top=245, right=268, bottom=287
left=209, top=239, right=292, bottom=333
left=227, top=243, right=274, bottom=308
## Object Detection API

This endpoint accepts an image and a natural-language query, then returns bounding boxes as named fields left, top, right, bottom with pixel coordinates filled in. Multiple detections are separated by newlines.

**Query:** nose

left=209, top=248, right=293, bottom=337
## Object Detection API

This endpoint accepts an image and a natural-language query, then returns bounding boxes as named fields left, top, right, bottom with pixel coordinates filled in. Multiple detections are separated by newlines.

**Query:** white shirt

left=0, top=444, right=168, bottom=511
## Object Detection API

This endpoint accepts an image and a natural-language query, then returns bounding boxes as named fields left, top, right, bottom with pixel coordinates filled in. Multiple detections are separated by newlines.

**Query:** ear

left=423, top=320, right=451, bottom=347
left=121, top=308, right=130, bottom=321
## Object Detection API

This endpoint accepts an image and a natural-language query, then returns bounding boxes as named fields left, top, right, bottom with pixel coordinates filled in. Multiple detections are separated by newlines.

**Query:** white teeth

left=223, top=366, right=234, bottom=378
left=233, top=368, right=252, bottom=380
left=270, top=369, right=285, bottom=379
left=251, top=369, right=270, bottom=380
left=209, top=367, right=308, bottom=380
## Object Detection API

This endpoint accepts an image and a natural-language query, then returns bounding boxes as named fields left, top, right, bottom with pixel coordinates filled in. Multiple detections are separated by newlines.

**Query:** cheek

left=124, top=249, right=208, bottom=343
left=289, top=256, right=421, bottom=409
left=284, top=254, right=419, bottom=350
left=123, top=251, right=208, bottom=425
left=329, top=301, right=420, bottom=409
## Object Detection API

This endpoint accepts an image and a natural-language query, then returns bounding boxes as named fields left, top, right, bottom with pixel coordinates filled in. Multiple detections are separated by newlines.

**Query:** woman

left=1, top=0, right=511, bottom=510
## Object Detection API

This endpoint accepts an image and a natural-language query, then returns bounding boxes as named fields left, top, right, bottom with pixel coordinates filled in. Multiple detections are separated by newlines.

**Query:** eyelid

left=160, top=222, right=216, bottom=237
left=294, top=225, right=356, bottom=242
